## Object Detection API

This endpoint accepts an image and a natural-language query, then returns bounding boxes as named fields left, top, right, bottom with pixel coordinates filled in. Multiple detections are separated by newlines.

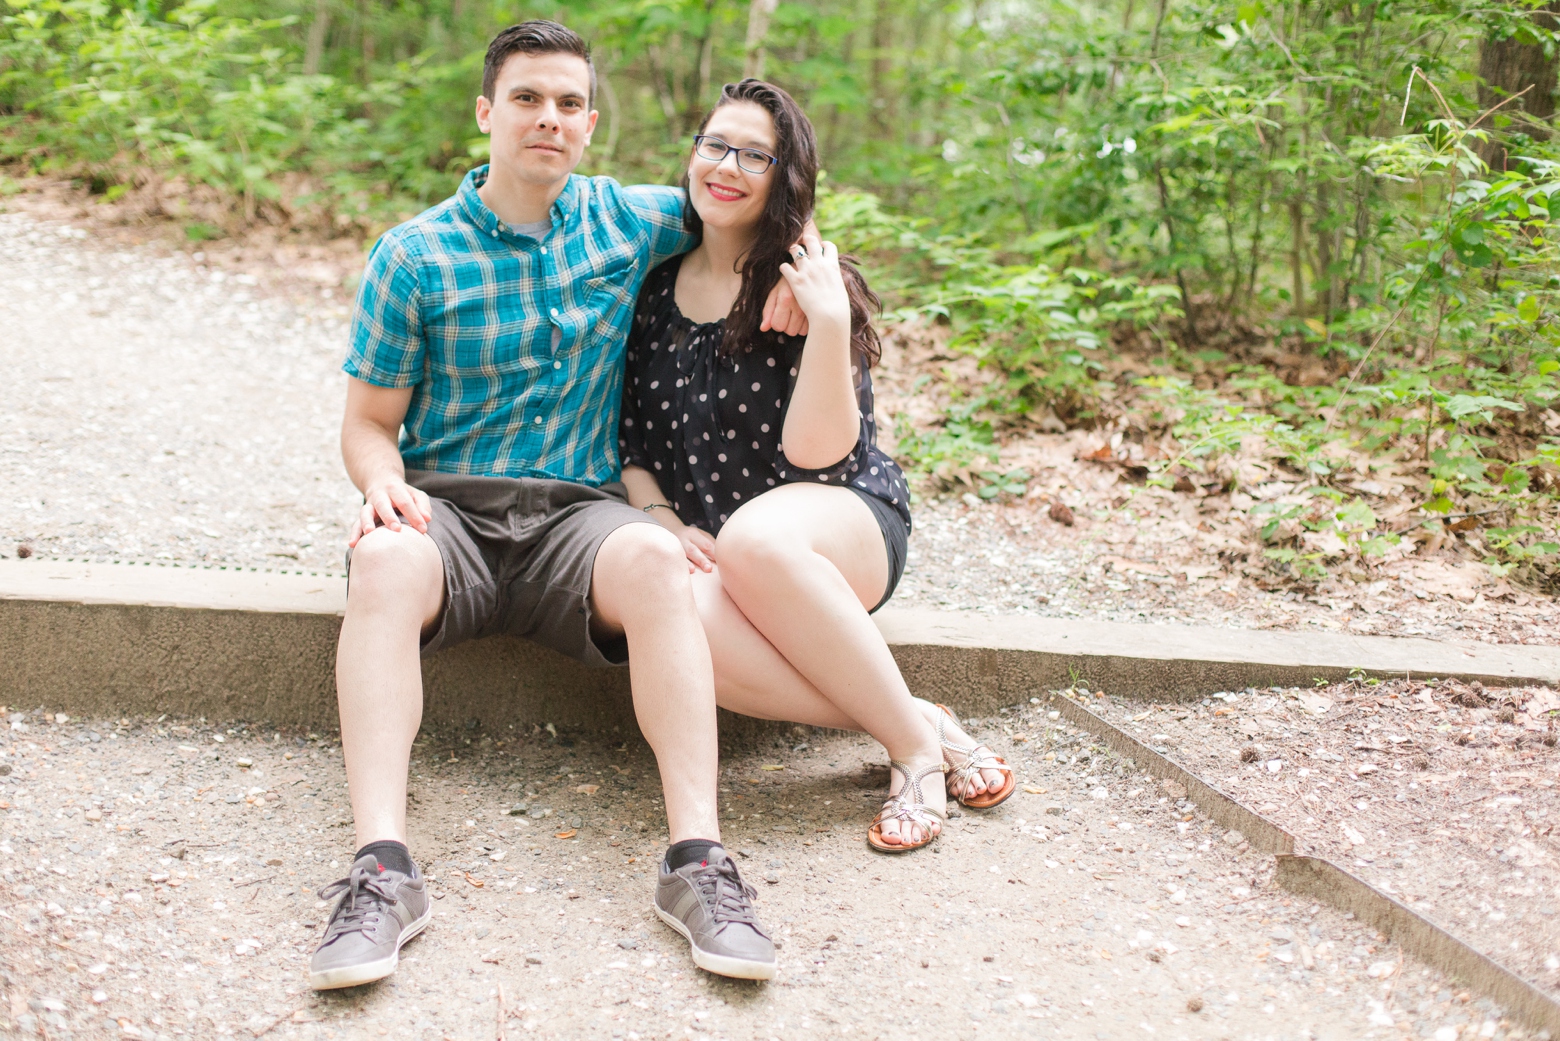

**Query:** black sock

left=664, top=838, right=723, bottom=871
left=356, top=840, right=414, bottom=876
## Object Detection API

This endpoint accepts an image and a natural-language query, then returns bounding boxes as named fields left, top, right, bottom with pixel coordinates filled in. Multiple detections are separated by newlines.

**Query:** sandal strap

left=936, top=706, right=1013, bottom=798
left=948, top=747, right=1009, bottom=790
left=873, top=760, right=948, bottom=830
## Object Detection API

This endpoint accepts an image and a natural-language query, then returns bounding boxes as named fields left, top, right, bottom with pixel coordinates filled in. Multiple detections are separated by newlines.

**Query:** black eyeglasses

left=692, top=135, right=778, bottom=175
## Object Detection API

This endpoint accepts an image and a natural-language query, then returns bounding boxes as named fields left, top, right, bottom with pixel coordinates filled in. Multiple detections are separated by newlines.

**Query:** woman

left=618, top=80, right=1014, bottom=851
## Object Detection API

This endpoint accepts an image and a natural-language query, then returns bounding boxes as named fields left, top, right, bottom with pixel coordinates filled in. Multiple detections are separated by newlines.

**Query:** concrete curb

left=1, top=559, right=1556, bottom=735
left=1042, top=687, right=1560, bottom=1036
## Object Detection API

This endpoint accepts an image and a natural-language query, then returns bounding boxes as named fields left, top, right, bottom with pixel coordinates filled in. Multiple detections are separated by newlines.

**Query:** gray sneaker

left=654, top=848, right=776, bottom=980
left=308, top=853, right=431, bottom=990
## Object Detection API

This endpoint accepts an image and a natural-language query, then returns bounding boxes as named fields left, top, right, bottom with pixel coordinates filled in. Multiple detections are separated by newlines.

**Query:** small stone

left=91, top=990, right=107, bottom=1004
left=508, top=802, right=529, bottom=816
left=475, top=926, right=490, bottom=940
left=265, top=857, right=283, bottom=867
left=17, top=543, right=33, bottom=558
left=84, top=809, right=102, bottom=822
left=982, top=954, right=995, bottom=963
left=764, top=873, right=780, bottom=885
left=525, top=954, right=542, bottom=965
left=1187, top=996, right=1204, bottom=1013
left=148, top=873, right=169, bottom=883
left=167, top=842, right=186, bottom=860
left=236, top=758, right=253, bottom=768
left=617, top=938, right=638, bottom=950
left=0, top=764, right=9, bottom=776
left=1222, top=829, right=1244, bottom=846
left=1239, top=746, right=1259, bottom=763
left=767, top=859, right=784, bottom=869
left=1045, top=804, right=1064, bottom=816
left=1048, top=501, right=1075, bottom=526
left=129, top=767, right=151, bottom=776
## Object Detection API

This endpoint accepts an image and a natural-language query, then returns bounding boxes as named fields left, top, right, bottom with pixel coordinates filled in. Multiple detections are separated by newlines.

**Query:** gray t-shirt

left=512, top=219, right=561, bottom=350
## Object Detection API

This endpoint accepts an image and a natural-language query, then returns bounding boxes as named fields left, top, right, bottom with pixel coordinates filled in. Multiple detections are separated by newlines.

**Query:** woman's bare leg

left=712, top=484, right=949, bottom=844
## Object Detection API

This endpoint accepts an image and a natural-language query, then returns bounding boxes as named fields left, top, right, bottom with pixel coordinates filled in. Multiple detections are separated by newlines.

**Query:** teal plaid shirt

left=344, top=166, right=694, bottom=485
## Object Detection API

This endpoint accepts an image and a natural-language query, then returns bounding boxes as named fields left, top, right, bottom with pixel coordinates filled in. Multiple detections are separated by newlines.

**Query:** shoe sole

left=308, top=904, right=433, bottom=991
left=653, top=903, right=776, bottom=980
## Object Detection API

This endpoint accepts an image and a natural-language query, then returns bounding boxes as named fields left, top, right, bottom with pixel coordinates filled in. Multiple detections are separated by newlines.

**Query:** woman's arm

left=620, top=464, right=717, bottom=572
left=776, top=234, right=860, bottom=469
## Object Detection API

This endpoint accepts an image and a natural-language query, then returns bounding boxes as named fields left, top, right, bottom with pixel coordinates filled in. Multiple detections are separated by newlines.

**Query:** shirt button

left=540, top=246, right=548, bottom=255
left=553, top=361, right=562, bottom=369
left=533, top=416, right=542, bottom=424
left=491, top=229, right=498, bottom=238
left=550, top=307, right=560, bottom=318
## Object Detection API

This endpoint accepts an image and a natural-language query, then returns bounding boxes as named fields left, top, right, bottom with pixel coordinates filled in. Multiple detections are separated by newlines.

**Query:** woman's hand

left=677, top=524, right=717, bottom=573
left=777, top=233, right=851, bottom=333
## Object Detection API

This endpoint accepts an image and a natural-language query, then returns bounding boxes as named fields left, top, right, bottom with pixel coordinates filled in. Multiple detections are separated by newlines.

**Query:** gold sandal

left=936, top=704, right=1017, bottom=810
left=867, top=760, right=947, bottom=854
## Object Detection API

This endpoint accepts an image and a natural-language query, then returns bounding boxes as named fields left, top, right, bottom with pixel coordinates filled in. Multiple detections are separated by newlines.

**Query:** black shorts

left=850, top=488, right=909, bottom=613
left=346, top=469, right=659, bottom=667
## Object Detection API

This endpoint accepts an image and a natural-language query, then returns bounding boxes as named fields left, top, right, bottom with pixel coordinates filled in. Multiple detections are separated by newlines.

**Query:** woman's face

left=688, top=101, right=776, bottom=233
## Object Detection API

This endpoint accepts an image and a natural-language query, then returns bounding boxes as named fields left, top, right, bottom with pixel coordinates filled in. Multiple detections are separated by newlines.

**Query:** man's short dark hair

left=483, top=21, right=596, bottom=106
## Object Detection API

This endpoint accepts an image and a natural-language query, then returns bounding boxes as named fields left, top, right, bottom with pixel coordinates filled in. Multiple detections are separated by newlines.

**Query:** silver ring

left=792, top=245, right=807, bottom=260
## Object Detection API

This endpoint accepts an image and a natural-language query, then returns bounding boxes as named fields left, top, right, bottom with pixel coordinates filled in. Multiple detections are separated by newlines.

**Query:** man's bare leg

left=335, top=526, right=445, bottom=849
left=588, top=523, right=720, bottom=843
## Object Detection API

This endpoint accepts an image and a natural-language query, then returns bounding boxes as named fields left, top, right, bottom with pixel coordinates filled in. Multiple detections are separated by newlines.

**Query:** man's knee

left=347, top=527, right=443, bottom=607
left=598, top=523, right=686, bottom=586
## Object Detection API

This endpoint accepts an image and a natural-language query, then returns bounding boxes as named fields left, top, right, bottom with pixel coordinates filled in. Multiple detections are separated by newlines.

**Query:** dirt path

left=0, top=705, right=1526, bottom=1040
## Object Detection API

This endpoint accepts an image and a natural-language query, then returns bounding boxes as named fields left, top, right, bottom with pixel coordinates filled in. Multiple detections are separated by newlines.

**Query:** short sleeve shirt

left=618, top=257, right=912, bottom=537
left=344, top=165, right=694, bottom=485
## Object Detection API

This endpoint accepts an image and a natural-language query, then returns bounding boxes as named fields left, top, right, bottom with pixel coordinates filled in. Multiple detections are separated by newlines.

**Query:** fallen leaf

left=1099, top=555, right=1170, bottom=577
left=574, top=784, right=600, bottom=795
left=1023, top=785, right=1047, bottom=795
left=761, top=765, right=785, bottom=772
left=555, top=829, right=578, bottom=840
left=462, top=872, right=484, bottom=888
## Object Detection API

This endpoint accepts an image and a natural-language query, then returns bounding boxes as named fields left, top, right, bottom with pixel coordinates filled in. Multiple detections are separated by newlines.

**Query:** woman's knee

left=714, top=511, right=806, bottom=586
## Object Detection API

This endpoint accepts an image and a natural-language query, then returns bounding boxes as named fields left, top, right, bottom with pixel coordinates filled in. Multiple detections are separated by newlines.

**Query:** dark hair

left=682, top=79, right=881, bottom=367
left=482, top=21, right=596, bottom=106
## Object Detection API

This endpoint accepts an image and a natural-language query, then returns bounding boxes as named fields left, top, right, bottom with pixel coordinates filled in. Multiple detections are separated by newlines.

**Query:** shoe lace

left=691, top=859, right=765, bottom=935
left=317, top=864, right=399, bottom=940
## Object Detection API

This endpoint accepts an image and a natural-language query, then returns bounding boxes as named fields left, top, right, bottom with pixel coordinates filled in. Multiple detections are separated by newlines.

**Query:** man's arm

left=341, top=379, right=433, bottom=546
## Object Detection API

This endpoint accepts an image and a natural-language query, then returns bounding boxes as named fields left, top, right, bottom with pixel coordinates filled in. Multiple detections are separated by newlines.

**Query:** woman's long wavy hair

left=681, top=79, right=881, bottom=367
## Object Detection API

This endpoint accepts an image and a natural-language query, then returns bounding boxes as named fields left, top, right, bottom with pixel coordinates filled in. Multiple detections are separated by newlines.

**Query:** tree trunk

left=743, top=0, right=779, bottom=79
left=1477, top=2, right=1560, bottom=170
left=871, top=0, right=893, bottom=134
left=304, top=0, right=330, bottom=76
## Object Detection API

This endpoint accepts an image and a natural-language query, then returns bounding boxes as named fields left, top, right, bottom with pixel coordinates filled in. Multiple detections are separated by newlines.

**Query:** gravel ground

left=4, top=200, right=1558, bottom=650
left=0, top=703, right=1533, bottom=1040
left=1092, top=678, right=1560, bottom=999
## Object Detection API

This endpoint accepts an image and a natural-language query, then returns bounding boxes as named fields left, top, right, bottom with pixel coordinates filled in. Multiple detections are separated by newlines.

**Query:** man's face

left=475, top=51, right=597, bottom=188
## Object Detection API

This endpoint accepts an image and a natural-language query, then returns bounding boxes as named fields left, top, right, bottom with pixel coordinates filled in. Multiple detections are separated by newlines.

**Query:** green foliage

left=2, top=0, right=1557, bottom=585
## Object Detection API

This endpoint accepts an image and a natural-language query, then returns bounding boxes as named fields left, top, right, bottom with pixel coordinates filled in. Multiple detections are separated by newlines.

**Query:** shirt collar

left=457, top=165, right=581, bottom=238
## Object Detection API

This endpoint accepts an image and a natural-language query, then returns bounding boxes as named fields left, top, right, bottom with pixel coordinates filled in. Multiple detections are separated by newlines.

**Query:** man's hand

left=761, top=277, right=810, bottom=337
left=348, top=479, right=434, bottom=547
left=761, top=216, right=826, bottom=336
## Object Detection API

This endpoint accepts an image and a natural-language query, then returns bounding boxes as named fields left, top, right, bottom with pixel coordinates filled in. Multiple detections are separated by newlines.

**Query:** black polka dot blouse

left=618, top=256, right=912, bottom=538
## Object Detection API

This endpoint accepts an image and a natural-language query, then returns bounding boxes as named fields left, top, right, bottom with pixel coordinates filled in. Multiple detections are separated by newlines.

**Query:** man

left=308, top=21, right=802, bottom=989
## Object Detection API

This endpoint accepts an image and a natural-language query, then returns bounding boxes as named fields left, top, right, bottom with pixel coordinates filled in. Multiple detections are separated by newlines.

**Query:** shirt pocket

left=581, top=256, right=642, bottom=341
